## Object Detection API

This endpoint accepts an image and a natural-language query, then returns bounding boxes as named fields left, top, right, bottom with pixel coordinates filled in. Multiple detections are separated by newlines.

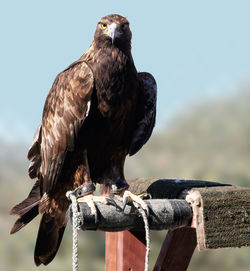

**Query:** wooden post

left=105, top=230, right=146, bottom=271
left=153, top=227, right=197, bottom=271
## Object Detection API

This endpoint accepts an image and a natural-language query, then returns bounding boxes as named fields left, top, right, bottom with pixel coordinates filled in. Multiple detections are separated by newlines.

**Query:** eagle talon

left=77, top=195, right=118, bottom=224
left=94, top=211, right=98, bottom=224
left=105, top=197, right=118, bottom=209
left=122, top=195, right=128, bottom=212
left=122, top=190, right=149, bottom=215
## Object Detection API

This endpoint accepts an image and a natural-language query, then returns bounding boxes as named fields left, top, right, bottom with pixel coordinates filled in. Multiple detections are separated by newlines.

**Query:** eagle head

left=94, top=14, right=132, bottom=52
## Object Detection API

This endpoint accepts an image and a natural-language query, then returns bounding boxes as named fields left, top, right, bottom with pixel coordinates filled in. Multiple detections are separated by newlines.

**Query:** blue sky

left=1, top=0, right=250, bottom=142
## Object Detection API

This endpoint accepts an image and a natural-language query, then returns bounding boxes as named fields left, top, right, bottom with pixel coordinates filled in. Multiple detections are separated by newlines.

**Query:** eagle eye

left=100, top=23, right=107, bottom=30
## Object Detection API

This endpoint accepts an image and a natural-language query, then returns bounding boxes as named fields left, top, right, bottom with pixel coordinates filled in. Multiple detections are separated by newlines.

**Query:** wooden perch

left=68, top=178, right=250, bottom=248
left=67, top=178, right=250, bottom=271
left=68, top=179, right=228, bottom=231
left=68, top=179, right=230, bottom=231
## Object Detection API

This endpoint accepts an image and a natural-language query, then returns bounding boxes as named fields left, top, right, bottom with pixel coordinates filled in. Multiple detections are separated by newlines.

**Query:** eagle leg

left=107, top=178, right=149, bottom=214
left=122, top=190, right=149, bottom=216
left=73, top=182, right=96, bottom=198
left=77, top=195, right=117, bottom=223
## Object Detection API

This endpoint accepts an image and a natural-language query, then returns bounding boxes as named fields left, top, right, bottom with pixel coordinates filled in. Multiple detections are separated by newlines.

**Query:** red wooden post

left=105, top=230, right=146, bottom=271
left=153, top=227, right=197, bottom=271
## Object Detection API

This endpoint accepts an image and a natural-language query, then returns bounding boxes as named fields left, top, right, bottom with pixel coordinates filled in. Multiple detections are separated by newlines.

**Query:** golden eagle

left=10, top=14, right=157, bottom=266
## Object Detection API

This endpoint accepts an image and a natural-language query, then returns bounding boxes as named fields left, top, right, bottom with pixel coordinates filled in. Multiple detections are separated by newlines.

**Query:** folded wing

left=28, top=61, right=94, bottom=194
left=129, top=72, right=157, bottom=156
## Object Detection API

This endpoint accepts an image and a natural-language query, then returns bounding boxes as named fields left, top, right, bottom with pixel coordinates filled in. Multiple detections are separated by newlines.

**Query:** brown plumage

left=10, top=14, right=157, bottom=266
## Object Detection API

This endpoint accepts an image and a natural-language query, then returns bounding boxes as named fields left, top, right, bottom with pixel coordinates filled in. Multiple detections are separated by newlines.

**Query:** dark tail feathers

left=34, top=216, right=66, bottom=266
left=10, top=180, right=40, bottom=234
left=10, top=178, right=66, bottom=266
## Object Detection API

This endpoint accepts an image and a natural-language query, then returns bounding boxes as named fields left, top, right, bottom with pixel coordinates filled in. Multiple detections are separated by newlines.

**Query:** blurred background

left=1, top=1, right=250, bottom=270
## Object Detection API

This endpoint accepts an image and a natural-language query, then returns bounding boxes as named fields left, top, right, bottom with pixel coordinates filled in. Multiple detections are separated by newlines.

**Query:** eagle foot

left=77, top=195, right=117, bottom=223
left=122, top=190, right=149, bottom=216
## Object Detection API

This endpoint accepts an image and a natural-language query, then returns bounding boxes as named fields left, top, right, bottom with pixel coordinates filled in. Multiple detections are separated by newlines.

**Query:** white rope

left=66, top=190, right=82, bottom=271
left=133, top=203, right=150, bottom=271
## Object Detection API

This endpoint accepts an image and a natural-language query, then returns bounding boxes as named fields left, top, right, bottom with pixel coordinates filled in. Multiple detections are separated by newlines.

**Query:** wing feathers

left=29, top=61, right=93, bottom=194
left=129, top=72, right=157, bottom=156
left=28, top=125, right=42, bottom=179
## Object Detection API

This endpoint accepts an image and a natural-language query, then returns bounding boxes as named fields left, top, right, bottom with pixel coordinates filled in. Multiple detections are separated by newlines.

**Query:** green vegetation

left=1, top=88, right=249, bottom=270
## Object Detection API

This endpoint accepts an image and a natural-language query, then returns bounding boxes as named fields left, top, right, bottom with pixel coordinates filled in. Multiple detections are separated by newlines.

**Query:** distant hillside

left=126, top=88, right=250, bottom=187
left=0, top=139, right=28, bottom=183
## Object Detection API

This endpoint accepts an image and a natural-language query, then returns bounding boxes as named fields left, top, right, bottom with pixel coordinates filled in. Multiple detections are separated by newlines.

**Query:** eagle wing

left=27, top=61, right=94, bottom=194
left=129, top=72, right=157, bottom=156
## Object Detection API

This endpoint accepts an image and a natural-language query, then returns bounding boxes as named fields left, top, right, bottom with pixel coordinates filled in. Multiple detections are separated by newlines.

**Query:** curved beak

left=106, top=23, right=119, bottom=44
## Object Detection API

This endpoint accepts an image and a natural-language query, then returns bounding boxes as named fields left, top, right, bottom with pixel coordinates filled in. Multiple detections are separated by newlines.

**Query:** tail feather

left=10, top=180, right=41, bottom=234
left=10, top=178, right=66, bottom=266
left=10, top=180, right=40, bottom=216
left=34, top=215, right=66, bottom=266
left=10, top=205, right=39, bottom=234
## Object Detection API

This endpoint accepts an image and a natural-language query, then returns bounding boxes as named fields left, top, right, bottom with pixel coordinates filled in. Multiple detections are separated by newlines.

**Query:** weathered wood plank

left=186, top=186, right=250, bottom=250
